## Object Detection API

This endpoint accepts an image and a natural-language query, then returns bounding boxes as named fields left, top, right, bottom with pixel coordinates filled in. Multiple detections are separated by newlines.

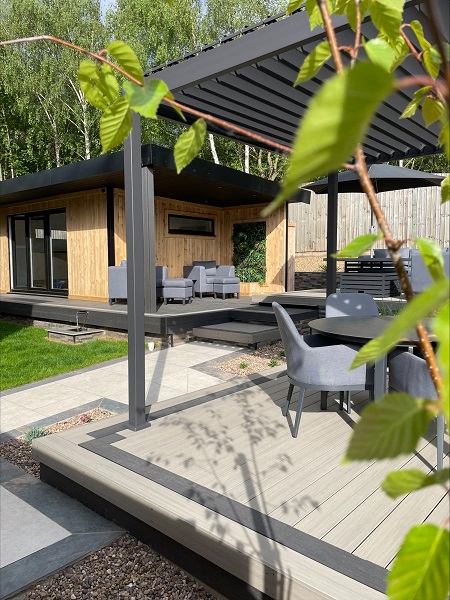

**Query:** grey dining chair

left=272, top=302, right=373, bottom=438
left=325, top=292, right=379, bottom=318
left=388, top=350, right=446, bottom=470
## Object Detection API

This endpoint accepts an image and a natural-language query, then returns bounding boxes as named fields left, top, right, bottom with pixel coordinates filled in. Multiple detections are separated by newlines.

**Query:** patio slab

left=0, top=459, right=123, bottom=599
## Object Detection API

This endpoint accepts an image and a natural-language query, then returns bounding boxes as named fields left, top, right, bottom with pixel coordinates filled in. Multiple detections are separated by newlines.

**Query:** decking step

left=193, top=321, right=280, bottom=347
left=230, top=306, right=317, bottom=324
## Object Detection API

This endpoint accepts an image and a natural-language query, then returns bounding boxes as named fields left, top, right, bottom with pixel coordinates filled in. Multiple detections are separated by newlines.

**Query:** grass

left=0, top=322, right=128, bottom=391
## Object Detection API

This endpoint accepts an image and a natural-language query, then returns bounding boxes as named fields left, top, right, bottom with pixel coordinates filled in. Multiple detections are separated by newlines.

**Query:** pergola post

left=142, top=160, right=157, bottom=315
left=124, top=113, right=148, bottom=431
left=326, top=171, right=338, bottom=297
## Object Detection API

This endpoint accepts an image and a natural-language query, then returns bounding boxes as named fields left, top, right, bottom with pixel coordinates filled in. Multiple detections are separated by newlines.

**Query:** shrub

left=23, top=426, right=47, bottom=445
left=239, top=362, right=248, bottom=369
left=268, top=359, right=279, bottom=367
left=232, top=221, right=266, bottom=283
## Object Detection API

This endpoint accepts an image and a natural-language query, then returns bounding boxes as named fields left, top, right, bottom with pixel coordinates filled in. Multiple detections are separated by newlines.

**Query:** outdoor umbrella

left=304, top=164, right=444, bottom=194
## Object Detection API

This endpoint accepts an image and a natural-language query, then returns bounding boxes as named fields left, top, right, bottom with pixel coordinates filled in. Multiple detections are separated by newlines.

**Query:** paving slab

left=0, top=459, right=123, bottom=599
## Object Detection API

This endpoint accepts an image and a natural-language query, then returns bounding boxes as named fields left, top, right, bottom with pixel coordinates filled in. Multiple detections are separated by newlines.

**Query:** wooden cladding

left=1, top=187, right=286, bottom=301
left=0, top=189, right=108, bottom=300
left=114, top=193, right=286, bottom=293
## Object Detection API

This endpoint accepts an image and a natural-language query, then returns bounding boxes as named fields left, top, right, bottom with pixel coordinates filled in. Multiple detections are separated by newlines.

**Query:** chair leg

left=282, top=384, right=294, bottom=417
left=164, top=298, right=167, bottom=305
left=214, top=293, right=217, bottom=298
left=436, top=413, right=445, bottom=471
left=237, top=293, right=240, bottom=299
left=293, top=387, right=306, bottom=438
left=369, top=389, right=375, bottom=402
left=339, top=391, right=344, bottom=410
left=347, top=391, right=351, bottom=414
left=320, top=391, right=328, bottom=411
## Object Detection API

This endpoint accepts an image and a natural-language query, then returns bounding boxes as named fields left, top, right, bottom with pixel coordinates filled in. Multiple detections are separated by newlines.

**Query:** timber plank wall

left=114, top=191, right=289, bottom=294
left=0, top=189, right=108, bottom=301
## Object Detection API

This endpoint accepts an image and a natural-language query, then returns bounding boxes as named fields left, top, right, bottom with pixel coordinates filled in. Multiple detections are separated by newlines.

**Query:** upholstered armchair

left=183, top=260, right=239, bottom=298
left=108, top=262, right=169, bottom=305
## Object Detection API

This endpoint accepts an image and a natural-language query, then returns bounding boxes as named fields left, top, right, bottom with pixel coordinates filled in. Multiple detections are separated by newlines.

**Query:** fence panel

left=289, top=185, right=449, bottom=253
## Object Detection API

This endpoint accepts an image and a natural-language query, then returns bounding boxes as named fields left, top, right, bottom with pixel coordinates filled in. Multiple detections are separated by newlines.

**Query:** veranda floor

left=33, top=369, right=448, bottom=600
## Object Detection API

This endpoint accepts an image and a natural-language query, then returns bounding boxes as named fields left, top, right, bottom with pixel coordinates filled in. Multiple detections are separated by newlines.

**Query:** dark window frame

left=8, top=208, right=68, bottom=296
left=168, top=213, right=215, bottom=237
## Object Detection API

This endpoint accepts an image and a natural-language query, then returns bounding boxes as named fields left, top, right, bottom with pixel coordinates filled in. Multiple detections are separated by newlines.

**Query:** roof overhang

left=0, top=144, right=310, bottom=208
left=148, top=0, right=448, bottom=163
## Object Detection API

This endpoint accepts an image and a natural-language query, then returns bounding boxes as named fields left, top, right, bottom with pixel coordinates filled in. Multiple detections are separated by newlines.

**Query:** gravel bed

left=215, top=341, right=286, bottom=376
left=0, top=408, right=114, bottom=478
left=2, top=408, right=219, bottom=600
left=20, top=534, right=217, bottom=600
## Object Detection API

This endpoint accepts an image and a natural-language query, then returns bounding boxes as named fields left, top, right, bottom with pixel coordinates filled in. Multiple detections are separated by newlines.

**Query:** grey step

left=193, top=322, right=280, bottom=347
left=231, top=306, right=317, bottom=324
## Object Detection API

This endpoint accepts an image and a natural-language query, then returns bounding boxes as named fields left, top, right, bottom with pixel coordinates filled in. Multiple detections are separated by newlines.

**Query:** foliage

left=268, top=359, right=279, bottom=367
left=239, top=361, right=248, bottom=369
left=0, top=322, right=128, bottom=390
left=232, top=222, right=266, bottom=283
left=23, top=426, right=47, bottom=445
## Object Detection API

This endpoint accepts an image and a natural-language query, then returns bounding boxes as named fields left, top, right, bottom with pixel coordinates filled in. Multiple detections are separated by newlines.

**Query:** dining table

left=308, top=315, right=426, bottom=400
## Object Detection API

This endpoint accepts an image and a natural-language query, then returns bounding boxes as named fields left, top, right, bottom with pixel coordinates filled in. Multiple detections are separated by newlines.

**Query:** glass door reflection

left=49, top=212, right=68, bottom=290
left=29, top=216, right=46, bottom=289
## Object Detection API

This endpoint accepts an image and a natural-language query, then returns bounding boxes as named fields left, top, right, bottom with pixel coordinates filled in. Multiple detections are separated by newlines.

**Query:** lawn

left=0, top=322, right=128, bottom=391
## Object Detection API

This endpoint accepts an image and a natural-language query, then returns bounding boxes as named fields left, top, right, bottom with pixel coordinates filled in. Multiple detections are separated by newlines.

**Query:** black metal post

left=326, top=171, right=338, bottom=296
left=124, top=113, right=148, bottom=430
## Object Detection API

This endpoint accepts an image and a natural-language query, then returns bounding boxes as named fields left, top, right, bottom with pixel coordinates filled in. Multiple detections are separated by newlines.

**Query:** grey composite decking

left=33, top=371, right=448, bottom=600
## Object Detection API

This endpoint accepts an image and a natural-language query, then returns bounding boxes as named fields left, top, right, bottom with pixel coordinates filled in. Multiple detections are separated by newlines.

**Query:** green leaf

left=294, top=42, right=331, bottom=86
left=416, top=238, right=445, bottom=282
left=78, top=60, right=119, bottom=110
left=124, top=79, right=169, bottom=119
left=442, top=174, right=450, bottom=203
left=365, top=37, right=395, bottom=71
left=267, top=62, right=393, bottom=210
left=333, top=233, right=382, bottom=258
left=382, top=468, right=450, bottom=499
left=439, top=122, right=449, bottom=160
left=422, top=97, right=445, bottom=127
left=100, top=97, right=133, bottom=152
left=369, top=0, right=405, bottom=45
left=335, top=0, right=369, bottom=29
left=174, top=119, right=206, bottom=173
left=107, top=41, right=144, bottom=85
left=305, top=0, right=333, bottom=30
left=423, top=47, right=442, bottom=80
left=409, top=20, right=431, bottom=51
left=389, top=34, right=410, bottom=71
left=433, top=303, right=450, bottom=424
left=400, top=86, right=431, bottom=119
left=344, top=393, right=433, bottom=461
left=351, top=279, right=450, bottom=369
left=287, top=0, right=304, bottom=14
left=387, top=525, right=450, bottom=600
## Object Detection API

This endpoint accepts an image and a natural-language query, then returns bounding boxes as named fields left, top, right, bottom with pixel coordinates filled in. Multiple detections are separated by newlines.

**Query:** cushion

left=163, top=278, right=193, bottom=288
left=213, top=277, right=240, bottom=285
left=193, top=260, right=217, bottom=275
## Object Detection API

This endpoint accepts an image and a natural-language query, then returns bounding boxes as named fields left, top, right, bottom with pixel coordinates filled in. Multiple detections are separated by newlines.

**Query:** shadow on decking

left=33, top=373, right=448, bottom=600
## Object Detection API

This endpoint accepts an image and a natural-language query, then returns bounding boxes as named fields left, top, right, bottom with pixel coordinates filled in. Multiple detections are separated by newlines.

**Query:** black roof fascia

left=0, top=143, right=309, bottom=206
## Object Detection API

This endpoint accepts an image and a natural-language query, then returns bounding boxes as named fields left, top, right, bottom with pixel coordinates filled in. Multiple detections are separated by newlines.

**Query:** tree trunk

left=208, top=134, right=220, bottom=164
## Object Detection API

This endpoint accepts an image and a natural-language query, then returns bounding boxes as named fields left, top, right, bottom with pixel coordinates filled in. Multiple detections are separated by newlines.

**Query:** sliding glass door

left=9, top=210, right=68, bottom=295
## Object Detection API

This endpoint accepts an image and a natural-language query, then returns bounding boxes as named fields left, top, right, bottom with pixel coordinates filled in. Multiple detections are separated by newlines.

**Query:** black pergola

left=124, top=0, right=448, bottom=428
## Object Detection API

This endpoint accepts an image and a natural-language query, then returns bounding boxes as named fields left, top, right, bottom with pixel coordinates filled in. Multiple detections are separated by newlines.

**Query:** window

left=168, top=214, right=215, bottom=236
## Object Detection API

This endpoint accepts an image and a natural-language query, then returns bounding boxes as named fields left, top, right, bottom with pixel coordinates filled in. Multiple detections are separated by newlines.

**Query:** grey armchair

left=410, top=249, right=450, bottom=293
left=325, top=292, right=379, bottom=318
left=183, top=260, right=239, bottom=298
left=388, top=350, right=445, bottom=470
left=108, top=262, right=169, bottom=305
left=272, top=302, right=373, bottom=438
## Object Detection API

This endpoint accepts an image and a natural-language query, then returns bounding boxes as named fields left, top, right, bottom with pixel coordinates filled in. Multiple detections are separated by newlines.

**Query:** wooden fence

left=289, top=185, right=450, bottom=253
